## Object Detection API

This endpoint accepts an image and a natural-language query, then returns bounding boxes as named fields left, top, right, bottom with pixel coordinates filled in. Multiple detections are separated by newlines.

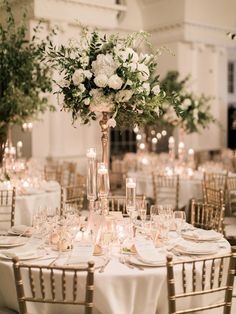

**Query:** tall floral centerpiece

left=160, top=71, right=216, bottom=134
left=0, top=1, right=55, bottom=166
left=47, top=27, right=176, bottom=164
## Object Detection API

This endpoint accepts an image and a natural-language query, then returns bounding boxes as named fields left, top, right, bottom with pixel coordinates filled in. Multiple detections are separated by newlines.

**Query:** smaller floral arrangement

left=47, top=27, right=176, bottom=128
left=160, top=71, right=215, bottom=133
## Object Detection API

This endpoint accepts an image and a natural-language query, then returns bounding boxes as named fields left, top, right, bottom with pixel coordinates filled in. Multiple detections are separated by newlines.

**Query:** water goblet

left=173, top=210, right=186, bottom=234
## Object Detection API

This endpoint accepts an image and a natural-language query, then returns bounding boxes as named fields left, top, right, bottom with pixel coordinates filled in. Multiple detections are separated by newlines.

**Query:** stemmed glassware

left=86, top=148, right=97, bottom=212
left=173, top=210, right=186, bottom=234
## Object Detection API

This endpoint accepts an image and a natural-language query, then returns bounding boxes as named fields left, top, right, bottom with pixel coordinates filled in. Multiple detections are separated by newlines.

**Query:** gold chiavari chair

left=13, top=258, right=94, bottom=314
left=166, top=250, right=236, bottom=314
left=108, top=195, right=146, bottom=216
left=226, top=177, right=236, bottom=216
left=190, top=199, right=225, bottom=233
left=0, top=187, right=16, bottom=233
left=60, top=185, right=86, bottom=216
left=44, top=165, right=62, bottom=185
left=203, top=172, right=228, bottom=203
left=204, top=186, right=224, bottom=208
left=152, top=173, right=180, bottom=210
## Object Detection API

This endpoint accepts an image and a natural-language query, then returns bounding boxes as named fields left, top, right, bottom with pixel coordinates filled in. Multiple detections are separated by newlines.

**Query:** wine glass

left=173, top=211, right=186, bottom=234
left=150, top=205, right=159, bottom=222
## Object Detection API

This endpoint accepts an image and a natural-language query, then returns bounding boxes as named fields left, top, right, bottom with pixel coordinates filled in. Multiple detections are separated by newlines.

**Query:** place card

left=67, top=242, right=94, bottom=264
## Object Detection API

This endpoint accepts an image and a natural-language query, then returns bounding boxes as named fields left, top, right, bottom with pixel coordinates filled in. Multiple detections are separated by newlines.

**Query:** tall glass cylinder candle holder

left=168, top=136, right=175, bottom=162
left=126, top=178, right=137, bottom=223
left=178, top=141, right=185, bottom=164
left=97, top=162, right=110, bottom=215
left=86, top=148, right=97, bottom=211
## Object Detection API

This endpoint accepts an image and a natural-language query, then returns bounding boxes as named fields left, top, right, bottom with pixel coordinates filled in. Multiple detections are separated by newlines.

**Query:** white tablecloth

left=15, top=189, right=61, bottom=226
left=0, top=234, right=231, bottom=314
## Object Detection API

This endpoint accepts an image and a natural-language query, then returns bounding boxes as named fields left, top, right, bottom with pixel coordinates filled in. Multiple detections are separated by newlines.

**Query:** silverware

left=127, top=261, right=144, bottom=271
left=119, top=256, right=134, bottom=269
left=99, top=258, right=110, bottom=273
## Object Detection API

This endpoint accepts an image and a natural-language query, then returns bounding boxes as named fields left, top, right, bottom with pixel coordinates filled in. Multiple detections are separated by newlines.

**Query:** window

left=110, top=128, right=136, bottom=156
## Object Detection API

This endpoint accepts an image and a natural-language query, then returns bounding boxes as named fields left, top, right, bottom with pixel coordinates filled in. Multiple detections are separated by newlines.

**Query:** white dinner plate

left=174, top=244, right=218, bottom=255
left=0, top=236, right=28, bottom=248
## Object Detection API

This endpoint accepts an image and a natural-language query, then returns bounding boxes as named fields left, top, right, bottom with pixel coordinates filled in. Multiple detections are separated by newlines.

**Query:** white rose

left=139, top=53, right=153, bottom=63
left=137, top=63, right=150, bottom=81
left=129, top=62, right=137, bottom=72
left=108, top=74, right=123, bottom=90
left=143, top=83, right=150, bottom=94
left=84, top=98, right=90, bottom=106
left=92, top=54, right=118, bottom=77
left=80, top=55, right=89, bottom=67
left=72, top=69, right=84, bottom=86
left=94, top=74, right=108, bottom=88
left=59, top=79, right=70, bottom=88
left=107, top=118, right=116, bottom=128
left=115, top=90, right=133, bottom=102
left=79, top=84, right=86, bottom=93
left=84, top=70, right=92, bottom=79
left=155, top=107, right=160, bottom=116
left=119, top=48, right=139, bottom=63
left=89, top=89, right=114, bottom=112
left=152, top=85, right=160, bottom=95
left=181, top=98, right=192, bottom=110
left=126, top=79, right=133, bottom=86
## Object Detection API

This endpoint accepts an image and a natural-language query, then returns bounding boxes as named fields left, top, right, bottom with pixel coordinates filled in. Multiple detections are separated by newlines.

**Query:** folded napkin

left=0, top=249, right=36, bottom=259
left=135, top=238, right=164, bottom=264
left=182, top=229, right=222, bottom=241
left=10, top=225, right=32, bottom=236
left=175, top=240, right=218, bottom=254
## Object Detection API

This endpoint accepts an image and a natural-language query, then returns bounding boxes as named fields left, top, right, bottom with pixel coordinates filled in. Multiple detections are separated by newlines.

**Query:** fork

left=99, top=258, right=111, bottom=273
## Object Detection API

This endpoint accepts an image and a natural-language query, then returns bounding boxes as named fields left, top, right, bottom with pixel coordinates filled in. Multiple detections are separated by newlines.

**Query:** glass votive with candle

left=126, top=178, right=137, bottom=223
left=17, top=141, right=23, bottom=159
left=86, top=148, right=97, bottom=211
left=97, top=163, right=110, bottom=216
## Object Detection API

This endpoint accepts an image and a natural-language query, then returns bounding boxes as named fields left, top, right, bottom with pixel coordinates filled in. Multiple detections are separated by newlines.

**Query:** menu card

left=67, top=242, right=94, bottom=264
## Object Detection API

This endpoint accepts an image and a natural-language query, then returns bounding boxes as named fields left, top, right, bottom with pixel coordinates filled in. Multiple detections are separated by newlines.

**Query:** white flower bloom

left=107, top=118, right=116, bottom=128
left=126, top=79, right=133, bottom=86
left=84, top=70, right=92, bottom=79
left=94, top=74, right=108, bottom=88
left=59, top=79, right=70, bottom=88
left=92, top=54, right=118, bottom=77
left=164, top=106, right=179, bottom=124
left=80, top=55, right=89, bottom=68
left=118, top=48, right=139, bottom=63
left=79, top=84, right=86, bottom=93
left=142, top=82, right=150, bottom=94
left=152, top=85, right=160, bottom=95
left=129, top=62, right=137, bottom=72
left=89, top=89, right=114, bottom=112
left=137, top=63, right=150, bottom=81
left=108, top=74, right=123, bottom=90
left=181, top=98, right=192, bottom=110
left=84, top=98, right=90, bottom=106
left=155, top=107, right=160, bottom=116
left=115, top=90, right=133, bottom=102
left=139, top=53, right=153, bottom=63
left=72, top=69, right=84, bottom=86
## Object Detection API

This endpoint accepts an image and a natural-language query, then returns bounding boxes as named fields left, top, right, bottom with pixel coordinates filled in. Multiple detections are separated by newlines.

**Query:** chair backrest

left=152, top=173, right=179, bottom=210
left=44, top=165, right=62, bottom=185
left=166, top=251, right=236, bottom=314
left=190, top=199, right=225, bottom=233
left=13, top=258, right=94, bottom=314
left=108, top=195, right=146, bottom=215
left=0, top=187, right=16, bottom=230
left=227, top=176, right=236, bottom=191
left=204, top=186, right=224, bottom=208
left=60, top=185, right=86, bottom=215
left=203, top=172, right=228, bottom=191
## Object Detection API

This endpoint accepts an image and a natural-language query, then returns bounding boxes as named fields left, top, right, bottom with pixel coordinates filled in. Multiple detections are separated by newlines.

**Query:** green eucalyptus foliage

left=0, top=0, right=55, bottom=130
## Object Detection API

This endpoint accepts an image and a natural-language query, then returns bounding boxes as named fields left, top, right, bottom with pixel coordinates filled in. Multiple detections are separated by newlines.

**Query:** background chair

left=166, top=251, right=236, bottom=314
left=13, top=258, right=94, bottom=314
left=108, top=195, right=146, bottom=216
left=203, top=186, right=224, bottom=208
left=60, top=185, right=86, bottom=216
left=152, top=173, right=179, bottom=210
left=0, top=187, right=16, bottom=233
left=190, top=198, right=225, bottom=233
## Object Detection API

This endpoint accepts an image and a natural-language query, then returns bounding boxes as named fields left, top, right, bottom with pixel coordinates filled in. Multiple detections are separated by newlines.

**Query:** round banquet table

left=0, top=232, right=231, bottom=314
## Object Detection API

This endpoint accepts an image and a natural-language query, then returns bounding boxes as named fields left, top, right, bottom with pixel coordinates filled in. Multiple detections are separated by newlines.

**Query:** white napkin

left=0, top=249, right=36, bottom=259
left=135, top=238, right=164, bottom=264
left=10, top=225, right=32, bottom=236
left=0, top=239, right=42, bottom=259
left=182, top=229, right=222, bottom=241
left=175, top=240, right=218, bottom=254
